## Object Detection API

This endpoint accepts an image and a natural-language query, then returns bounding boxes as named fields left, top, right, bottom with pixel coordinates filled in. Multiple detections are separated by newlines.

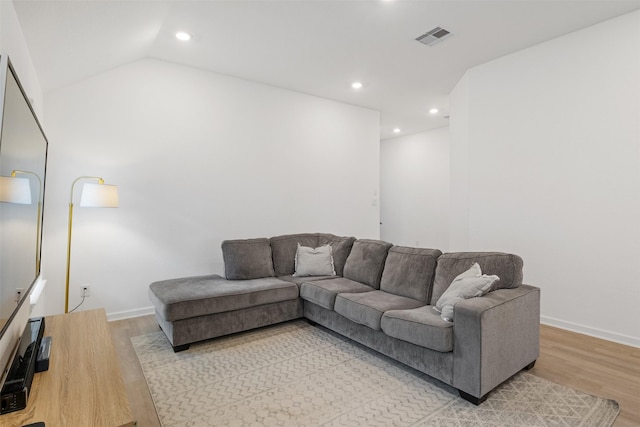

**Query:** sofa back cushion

left=222, top=238, right=276, bottom=280
left=270, top=233, right=319, bottom=276
left=430, top=252, right=524, bottom=305
left=343, top=239, right=393, bottom=289
left=380, top=246, right=442, bottom=302
left=318, top=233, right=356, bottom=277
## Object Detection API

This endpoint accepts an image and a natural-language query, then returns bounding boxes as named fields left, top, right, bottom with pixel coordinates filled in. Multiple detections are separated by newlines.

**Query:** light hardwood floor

left=110, top=316, right=640, bottom=427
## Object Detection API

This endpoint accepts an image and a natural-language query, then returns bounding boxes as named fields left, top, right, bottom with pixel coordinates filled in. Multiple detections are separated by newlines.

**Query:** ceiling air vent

left=415, top=27, right=452, bottom=47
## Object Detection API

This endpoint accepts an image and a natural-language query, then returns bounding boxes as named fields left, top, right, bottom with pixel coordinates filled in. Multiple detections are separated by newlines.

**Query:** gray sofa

left=148, top=233, right=540, bottom=404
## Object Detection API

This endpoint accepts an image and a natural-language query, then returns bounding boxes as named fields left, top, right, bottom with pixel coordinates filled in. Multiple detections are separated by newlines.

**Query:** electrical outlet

left=81, top=285, right=91, bottom=298
left=15, top=288, right=24, bottom=303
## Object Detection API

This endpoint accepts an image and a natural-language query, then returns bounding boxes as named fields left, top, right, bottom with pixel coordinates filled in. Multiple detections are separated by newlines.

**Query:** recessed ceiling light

left=429, top=108, right=439, bottom=114
left=175, top=31, right=191, bottom=41
left=351, top=81, right=363, bottom=89
left=393, top=128, right=401, bottom=134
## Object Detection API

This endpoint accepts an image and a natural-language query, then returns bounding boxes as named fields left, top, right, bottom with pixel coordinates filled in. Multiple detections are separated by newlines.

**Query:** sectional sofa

left=148, top=233, right=540, bottom=404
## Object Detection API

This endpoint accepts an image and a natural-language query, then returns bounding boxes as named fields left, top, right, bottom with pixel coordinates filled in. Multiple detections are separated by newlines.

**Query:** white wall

left=42, top=58, right=380, bottom=318
left=449, top=10, right=640, bottom=347
left=0, top=1, right=43, bottom=119
left=448, top=75, right=470, bottom=251
left=380, top=128, right=449, bottom=250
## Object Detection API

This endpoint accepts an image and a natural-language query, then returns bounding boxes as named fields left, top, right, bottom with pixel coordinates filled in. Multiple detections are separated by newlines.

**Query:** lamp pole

left=65, top=176, right=105, bottom=313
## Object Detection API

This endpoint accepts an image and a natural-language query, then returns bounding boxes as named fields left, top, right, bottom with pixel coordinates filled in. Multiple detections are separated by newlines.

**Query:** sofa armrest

left=452, top=284, right=540, bottom=400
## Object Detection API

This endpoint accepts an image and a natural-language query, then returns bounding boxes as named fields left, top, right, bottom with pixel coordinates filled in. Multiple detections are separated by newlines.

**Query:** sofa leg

left=458, top=390, right=488, bottom=405
left=173, top=344, right=190, bottom=352
left=523, top=360, right=536, bottom=370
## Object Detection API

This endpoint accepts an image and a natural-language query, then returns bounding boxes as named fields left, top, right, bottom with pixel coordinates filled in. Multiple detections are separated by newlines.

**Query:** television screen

left=0, top=55, right=48, bottom=384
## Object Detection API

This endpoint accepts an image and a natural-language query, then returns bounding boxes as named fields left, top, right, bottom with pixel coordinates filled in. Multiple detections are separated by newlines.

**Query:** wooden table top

left=1, top=309, right=135, bottom=427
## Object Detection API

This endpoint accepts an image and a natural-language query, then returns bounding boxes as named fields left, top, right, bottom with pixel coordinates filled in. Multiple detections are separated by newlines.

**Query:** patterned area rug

left=131, top=320, right=619, bottom=427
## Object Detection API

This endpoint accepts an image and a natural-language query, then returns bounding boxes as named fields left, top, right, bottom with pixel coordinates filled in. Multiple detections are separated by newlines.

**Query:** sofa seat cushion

left=278, top=275, right=336, bottom=287
left=381, top=306, right=453, bottom=352
left=148, top=274, right=298, bottom=322
left=300, top=277, right=374, bottom=310
left=334, top=290, right=424, bottom=331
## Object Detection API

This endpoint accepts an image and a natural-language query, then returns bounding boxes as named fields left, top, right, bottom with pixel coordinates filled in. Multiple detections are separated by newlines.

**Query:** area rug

left=131, top=320, right=619, bottom=427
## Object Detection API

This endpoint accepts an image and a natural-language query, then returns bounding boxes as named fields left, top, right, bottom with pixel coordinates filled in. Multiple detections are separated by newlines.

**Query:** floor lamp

left=65, top=176, right=119, bottom=313
left=0, top=174, right=32, bottom=204
left=0, top=171, right=41, bottom=273
left=12, top=170, right=43, bottom=273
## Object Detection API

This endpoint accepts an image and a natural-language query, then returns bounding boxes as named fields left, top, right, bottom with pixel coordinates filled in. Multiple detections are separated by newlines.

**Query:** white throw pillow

left=293, top=244, right=336, bottom=277
left=434, top=262, right=499, bottom=322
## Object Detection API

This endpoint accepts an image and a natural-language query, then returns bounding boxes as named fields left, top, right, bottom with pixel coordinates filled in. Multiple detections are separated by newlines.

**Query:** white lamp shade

left=80, top=183, right=119, bottom=207
left=0, top=176, right=32, bottom=204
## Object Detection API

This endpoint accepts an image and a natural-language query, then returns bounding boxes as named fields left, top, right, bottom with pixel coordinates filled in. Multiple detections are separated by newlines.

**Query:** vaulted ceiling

left=13, top=0, right=640, bottom=139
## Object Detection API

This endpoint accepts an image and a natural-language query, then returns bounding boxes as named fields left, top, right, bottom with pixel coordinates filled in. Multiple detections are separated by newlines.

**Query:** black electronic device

left=0, top=317, right=45, bottom=414
left=35, top=336, right=51, bottom=373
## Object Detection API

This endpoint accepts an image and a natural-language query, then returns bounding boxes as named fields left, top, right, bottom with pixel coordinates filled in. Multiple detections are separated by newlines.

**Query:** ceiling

left=13, top=0, right=640, bottom=140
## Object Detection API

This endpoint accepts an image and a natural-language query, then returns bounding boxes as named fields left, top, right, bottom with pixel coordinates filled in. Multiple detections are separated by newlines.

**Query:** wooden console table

left=1, top=309, right=135, bottom=426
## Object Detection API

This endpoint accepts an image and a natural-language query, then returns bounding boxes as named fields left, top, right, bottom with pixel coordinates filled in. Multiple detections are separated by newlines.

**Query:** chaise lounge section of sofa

left=148, top=233, right=539, bottom=404
left=148, top=233, right=354, bottom=351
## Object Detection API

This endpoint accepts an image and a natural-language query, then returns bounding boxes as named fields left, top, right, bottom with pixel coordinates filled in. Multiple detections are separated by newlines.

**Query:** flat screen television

left=0, top=55, right=48, bottom=384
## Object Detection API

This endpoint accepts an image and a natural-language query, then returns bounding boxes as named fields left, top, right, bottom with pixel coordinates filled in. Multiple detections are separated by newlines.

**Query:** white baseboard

left=107, top=306, right=155, bottom=322
left=541, top=315, right=640, bottom=348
